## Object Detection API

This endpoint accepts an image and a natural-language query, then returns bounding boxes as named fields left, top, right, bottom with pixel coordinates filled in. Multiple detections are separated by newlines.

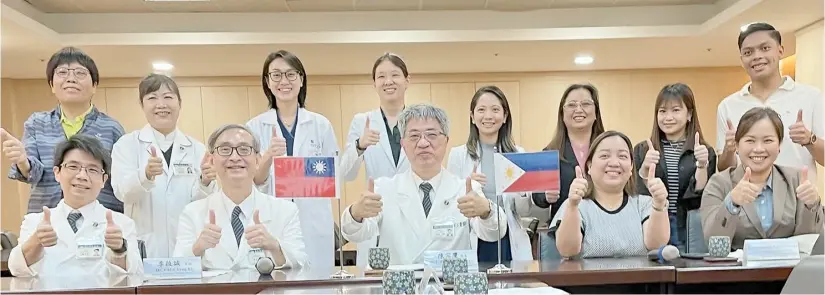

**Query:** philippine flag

left=494, top=151, right=560, bottom=195
left=273, top=156, right=339, bottom=198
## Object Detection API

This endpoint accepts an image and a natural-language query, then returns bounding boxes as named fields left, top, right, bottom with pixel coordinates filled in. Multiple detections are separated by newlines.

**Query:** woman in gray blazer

left=701, top=107, right=823, bottom=250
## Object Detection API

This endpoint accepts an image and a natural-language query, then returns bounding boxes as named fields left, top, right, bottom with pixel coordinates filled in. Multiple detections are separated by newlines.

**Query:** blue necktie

left=67, top=212, right=82, bottom=233
left=420, top=182, right=433, bottom=217
left=231, top=206, right=244, bottom=246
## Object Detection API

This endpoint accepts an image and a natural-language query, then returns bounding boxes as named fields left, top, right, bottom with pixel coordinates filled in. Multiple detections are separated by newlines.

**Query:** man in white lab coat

left=111, top=74, right=215, bottom=258
left=341, top=104, right=507, bottom=265
left=174, top=124, right=307, bottom=271
left=9, top=135, right=143, bottom=277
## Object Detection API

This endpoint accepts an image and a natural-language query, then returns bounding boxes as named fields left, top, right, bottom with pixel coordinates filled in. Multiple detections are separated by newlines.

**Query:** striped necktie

left=420, top=182, right=433, bottom=217
left=231, top=206, right=244, bottom=246
left=67, top=212, right=82, bottom=233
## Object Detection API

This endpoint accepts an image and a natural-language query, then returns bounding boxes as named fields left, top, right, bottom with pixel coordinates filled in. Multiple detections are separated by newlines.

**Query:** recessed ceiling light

left=574, top=56, right=594, bottom=65
left=152, top=62, right=174, bottom=71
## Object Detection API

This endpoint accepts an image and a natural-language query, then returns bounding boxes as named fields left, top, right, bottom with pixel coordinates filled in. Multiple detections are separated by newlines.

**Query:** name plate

left=421, top=250, right=479, bottom=272
left=143, top=257, right=203, bottom=280
left=743, top=239, right=800, bottom=262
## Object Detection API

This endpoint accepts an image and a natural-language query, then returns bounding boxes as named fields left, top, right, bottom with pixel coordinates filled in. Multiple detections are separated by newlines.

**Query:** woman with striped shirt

left=633, top=83, right=716, bottom=253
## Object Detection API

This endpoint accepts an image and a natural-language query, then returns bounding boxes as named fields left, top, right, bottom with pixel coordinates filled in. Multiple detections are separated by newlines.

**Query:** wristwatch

left=355, top=139, right=366, bottom=151
left=804, top=134, right=818, bottom=147
left=113, top=238, right=128, bottom=254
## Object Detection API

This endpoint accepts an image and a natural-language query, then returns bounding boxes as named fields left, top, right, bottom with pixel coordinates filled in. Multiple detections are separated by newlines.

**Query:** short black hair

left=260, top=50, right=307, bottom=110
left=738, top=22, right=782, bottom=49
left=46, top=47, right=100, bottom=87
left=138, top=73, right=181, bottom=104
left=53, top=134, right=112, bottom=174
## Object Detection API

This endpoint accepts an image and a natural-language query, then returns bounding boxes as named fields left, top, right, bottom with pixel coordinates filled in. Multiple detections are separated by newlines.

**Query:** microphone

left=647, top=245, right=680, bottom=263
left=255, top=257, right=275, bottom=275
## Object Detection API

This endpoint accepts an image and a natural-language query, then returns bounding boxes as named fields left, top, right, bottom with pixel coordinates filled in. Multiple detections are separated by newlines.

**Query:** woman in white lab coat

left=339, top=53, right=411, bottom=267
left=447, top=85, right=534, bottom=261
left=111, top=74, right=214, bottom=258
left=246, top=50, right=338, bottom=270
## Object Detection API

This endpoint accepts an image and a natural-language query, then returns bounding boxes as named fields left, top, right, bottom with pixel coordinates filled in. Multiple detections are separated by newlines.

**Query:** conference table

left=0, top=257, right=801, bottom=294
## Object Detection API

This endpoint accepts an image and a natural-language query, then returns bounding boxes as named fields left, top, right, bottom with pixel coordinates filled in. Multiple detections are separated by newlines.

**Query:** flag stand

left=330, top=195, right=354, bottom=279
left=486, top=193, right=511, bottom=274
left=488, top=146, right=511, bottom=274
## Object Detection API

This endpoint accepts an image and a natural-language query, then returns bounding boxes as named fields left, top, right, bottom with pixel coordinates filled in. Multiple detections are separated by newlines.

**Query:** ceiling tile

left=70, top=0, right=152, bottom=13
left=26, top=0, right=84, bottom=13
left=286, top=0, right=354, bottom=12
left=421, top=0, right=486, bottom=10
left=549, top=0, right=620, bottom=9
left=145, top=1, right=224, bottom=13
left=214, top=0, right=290, bottom=12
left=486, top=0, right=553, bottom=11
left=355, top=0, right=420, bottom=11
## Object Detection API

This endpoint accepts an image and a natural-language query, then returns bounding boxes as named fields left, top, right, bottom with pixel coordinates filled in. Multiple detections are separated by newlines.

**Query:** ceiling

left=26, top=0, right=719, bottom=13
left=1, top=0, right=822, bottom=78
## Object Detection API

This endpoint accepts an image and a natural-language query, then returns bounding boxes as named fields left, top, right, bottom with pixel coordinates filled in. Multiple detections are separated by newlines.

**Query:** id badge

left=76, top=238, right=104, bottom=259
left=173, top=163, right=195, bottom=176
left=247, top=248, right=266, bottom=265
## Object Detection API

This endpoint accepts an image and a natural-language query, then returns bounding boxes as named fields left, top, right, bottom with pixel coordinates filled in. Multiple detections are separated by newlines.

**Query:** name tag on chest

left=76, top=238, right=104, bottom=259
left=432, top=220, right=468, bottom=239
left=173, top=163, right=195, bottom=175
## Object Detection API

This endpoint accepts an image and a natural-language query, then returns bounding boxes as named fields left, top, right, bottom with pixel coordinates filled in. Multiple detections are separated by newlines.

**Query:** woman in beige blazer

left=701, top=107, right=823, bottom=250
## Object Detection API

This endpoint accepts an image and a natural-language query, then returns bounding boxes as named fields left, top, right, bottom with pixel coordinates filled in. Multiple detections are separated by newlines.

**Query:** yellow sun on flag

left=505, top=166, right=515, bottom=180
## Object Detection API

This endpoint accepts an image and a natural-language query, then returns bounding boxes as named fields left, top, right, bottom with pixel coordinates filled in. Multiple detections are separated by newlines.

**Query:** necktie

left=420, top=182, right=433, bottom=217
left=231, top=206, right=244, bottom=246
left=67, top=212, right=82, bottom=233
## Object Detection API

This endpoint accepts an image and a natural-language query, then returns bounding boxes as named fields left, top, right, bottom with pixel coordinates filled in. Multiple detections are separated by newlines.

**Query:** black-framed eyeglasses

left=54, top=67, right=90, bottom=80
left=213, top=145, right=257, bottom=157
left=59, top=163, right=105, bottom=177
left=404, top=131, right=445, bottom=143
left=267, top=70, right=301, bottom=82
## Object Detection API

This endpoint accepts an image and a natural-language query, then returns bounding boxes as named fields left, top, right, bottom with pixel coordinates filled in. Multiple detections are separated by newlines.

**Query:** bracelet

left=695, top=161, right=707, bottom=169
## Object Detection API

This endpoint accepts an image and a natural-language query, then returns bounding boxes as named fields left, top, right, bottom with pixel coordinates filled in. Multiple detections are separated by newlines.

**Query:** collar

left=763, top=171, right=774, bottom=191
left=58, top=199, right=99, bottom=219
left=220, top=189, right=256, bottom=220
left=739, top=76, right=796, bottom=96
left=152, top=128, right=178, bottom=150
left=260, top=108, right=312, bottom=125
left=59, top=104, right=94, bottom=124
left=138, top=125, right=192, bottom=147
left=411, top=168, right=443, bottom=197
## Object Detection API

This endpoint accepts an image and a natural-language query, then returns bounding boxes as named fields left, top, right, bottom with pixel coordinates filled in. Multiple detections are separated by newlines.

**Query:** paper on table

left=788, top=234, right=819, bottom=255
left=444, top=287, right=569, bottom=295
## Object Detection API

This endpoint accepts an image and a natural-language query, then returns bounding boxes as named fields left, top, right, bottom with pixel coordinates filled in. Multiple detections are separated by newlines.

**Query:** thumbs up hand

left=645, top=164, right=669, bottom=207
left=104, top=210, right=124, bottom=251
left=568, top=166, right=588, bottom=207
left=245, top=210, right=278, bottom=251
left=1, top=128, right=28, bottom=167
left=266, top=127, right=288, bottom=158
left=469, top=163, right=487, bottom=187
left=693, top=132, right=709, bottom=169
left=145, top=146, right=164, bottom=180
left=35, top=206, right=57, bottom=248
left=725, top=119, right=737, bottom=153
left=200, top=154, right=216, bottom=186
left=457, top=177, right=492, bottom=219
left=193, top=210, right=222, bottom=256
left=731, top=167, right=760, bottom=206
left=357, top=120, right=380, bottom=150
left=789, top=110, right=813, bottom=145
left=351, top=179, right=383, bottom=222
left=642, top=139, right=661, bottom=179
left=795, top=167, right=820, bottom=206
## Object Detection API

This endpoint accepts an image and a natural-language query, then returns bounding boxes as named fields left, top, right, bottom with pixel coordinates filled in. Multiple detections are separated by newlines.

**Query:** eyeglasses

left=267, top=70, right=301, bottom=82
left=213, top=145, right=256, bottom=157
left=60, top=163, right=105, bottom=177
left=404, top=131, right=445, bottom=143
left=54, top=67, right=90, bottom=80
left=563, top=101, right=595, bottom=111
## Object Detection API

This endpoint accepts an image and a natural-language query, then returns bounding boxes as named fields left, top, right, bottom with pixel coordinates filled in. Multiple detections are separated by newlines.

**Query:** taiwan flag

left=494, top=151, right=560, bottom=195
left=273, top=156, right=339, bottom=198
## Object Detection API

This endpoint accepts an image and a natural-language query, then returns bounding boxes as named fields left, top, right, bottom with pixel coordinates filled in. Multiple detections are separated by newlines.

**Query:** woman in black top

left=532, top=84, right=606, bottom=259
left=632, top=83, right=716, bottom=253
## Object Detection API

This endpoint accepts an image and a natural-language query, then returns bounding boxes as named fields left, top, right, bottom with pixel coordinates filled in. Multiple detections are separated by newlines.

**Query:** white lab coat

left=446, top=145, right=534, bottom=260
left=9, top=200, right=144, bottom=277
left=173, top=189, right=308, bottom=270
left=111, top=125, right=214, bottom=258
left=341, top=169, right=507, bottom=265
left=339, top=109, right=411, bottom=267
left=245, top=108, right=337, bottom=270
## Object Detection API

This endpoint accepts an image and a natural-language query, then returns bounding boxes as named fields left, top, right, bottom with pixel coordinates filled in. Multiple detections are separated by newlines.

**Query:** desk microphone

left=647, top=245, right=680, bottom=263
left=256, top=257, right=275, bottom=275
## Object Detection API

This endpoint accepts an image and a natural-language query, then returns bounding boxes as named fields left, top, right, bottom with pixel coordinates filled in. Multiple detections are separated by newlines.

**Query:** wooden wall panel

left=200, top=87, right=250, bottom=141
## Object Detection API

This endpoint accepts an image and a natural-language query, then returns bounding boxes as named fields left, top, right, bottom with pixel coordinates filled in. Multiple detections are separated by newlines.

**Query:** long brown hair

left=543, top=83, right=605, bottom=162
left=465, top=86, right=517, bottom=161
left=583, top=130, right=638, bottom=198
left=647, top=83, right=708, bottom=152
